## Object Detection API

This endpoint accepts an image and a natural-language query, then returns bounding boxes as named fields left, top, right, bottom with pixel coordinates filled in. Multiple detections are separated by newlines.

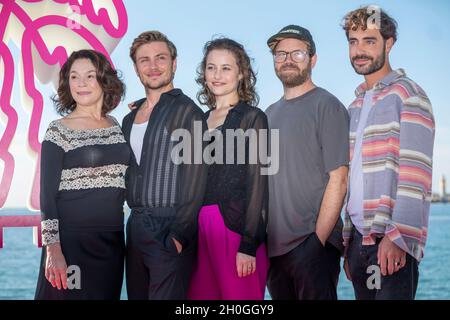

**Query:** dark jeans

left=125, top=209, right=196, bottom=300
left=347, top=228, right=419, bottom=300
left=267, top=232, right=341, bottom=300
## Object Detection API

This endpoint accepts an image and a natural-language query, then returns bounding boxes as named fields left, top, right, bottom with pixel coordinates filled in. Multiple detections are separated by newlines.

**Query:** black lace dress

left=35, top=118, right=131, bottom=300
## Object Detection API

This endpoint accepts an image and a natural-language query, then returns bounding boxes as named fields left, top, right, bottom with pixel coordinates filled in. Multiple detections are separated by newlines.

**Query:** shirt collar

left=354, top=68, right=406, bottom=97
left=205, top=101, right=247, bottom=117
left=131, top=88, right=183, bottom=115
left=163, top=88, right=182, bottom=97
left=228, top=101, right=246, bottom=114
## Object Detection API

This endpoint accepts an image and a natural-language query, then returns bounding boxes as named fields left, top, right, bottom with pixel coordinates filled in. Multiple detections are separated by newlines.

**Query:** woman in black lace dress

left=188, top=38, right=269, bottom=299
left=35, top=50, right=130, bottom=299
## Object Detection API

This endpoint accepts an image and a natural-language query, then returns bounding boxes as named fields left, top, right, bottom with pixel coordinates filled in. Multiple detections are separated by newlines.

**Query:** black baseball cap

left=267, top=24, right=316, bottom=55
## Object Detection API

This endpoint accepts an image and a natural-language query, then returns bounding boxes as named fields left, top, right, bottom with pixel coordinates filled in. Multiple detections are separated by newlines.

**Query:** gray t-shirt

left=265, top=87, right=349, bottom=258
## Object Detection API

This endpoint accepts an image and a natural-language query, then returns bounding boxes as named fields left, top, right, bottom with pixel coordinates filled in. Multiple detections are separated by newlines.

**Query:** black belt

left=130, top=207, right=176, bottom=217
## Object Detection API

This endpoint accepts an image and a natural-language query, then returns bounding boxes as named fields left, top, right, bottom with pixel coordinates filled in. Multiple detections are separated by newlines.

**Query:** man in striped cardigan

left=341, top=6, right=435, bottom=300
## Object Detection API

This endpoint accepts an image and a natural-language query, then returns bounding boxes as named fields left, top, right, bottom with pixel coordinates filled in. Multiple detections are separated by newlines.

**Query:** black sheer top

left=203, top=102, right=269, bottom=256
left=122, top=89, right=209, bottom=248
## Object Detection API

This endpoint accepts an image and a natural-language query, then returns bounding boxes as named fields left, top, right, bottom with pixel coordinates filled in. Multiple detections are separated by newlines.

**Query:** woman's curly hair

left=52, top=49, right=125, bottom=116
left=196, top=37, right=259, bottom=109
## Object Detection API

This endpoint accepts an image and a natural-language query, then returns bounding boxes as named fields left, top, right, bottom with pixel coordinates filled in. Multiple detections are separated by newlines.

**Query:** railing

left=0, top=215, right=42, bottom=248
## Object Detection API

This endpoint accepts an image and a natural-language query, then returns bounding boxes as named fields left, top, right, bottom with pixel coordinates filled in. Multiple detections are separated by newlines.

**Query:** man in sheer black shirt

left=122, top=31, right=208, bottom=300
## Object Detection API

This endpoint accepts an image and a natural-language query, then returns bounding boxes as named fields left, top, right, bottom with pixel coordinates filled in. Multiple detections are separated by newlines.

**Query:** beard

left=275, top=61, right=311, bottom=88
left=140, top=69, right=175, bottom=91
left=351, top=46, right=386, bottom=75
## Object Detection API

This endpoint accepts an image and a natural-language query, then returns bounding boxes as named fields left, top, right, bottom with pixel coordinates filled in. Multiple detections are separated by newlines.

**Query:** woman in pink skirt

left=188, top=38, right=269, bottom=300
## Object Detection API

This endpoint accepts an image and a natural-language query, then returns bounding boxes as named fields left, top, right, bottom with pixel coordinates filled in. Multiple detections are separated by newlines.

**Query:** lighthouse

left=440, top=175, right=447, bottom=202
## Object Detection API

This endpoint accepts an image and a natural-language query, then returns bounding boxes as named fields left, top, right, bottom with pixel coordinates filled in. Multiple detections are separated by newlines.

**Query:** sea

left=1, top=204, right=449, bottom=300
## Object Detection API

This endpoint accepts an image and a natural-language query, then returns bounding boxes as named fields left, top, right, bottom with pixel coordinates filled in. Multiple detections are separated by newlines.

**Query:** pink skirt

left=188, top=204, right=268, bottom=300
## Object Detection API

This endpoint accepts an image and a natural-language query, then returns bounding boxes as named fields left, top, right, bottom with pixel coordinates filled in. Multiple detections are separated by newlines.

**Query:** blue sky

left=2, top=0, right=450, bottom=207
left=115, top=0, right=450, bottom=194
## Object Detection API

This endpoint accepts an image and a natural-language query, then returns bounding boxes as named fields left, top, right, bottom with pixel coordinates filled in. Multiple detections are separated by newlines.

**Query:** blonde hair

left=129, top=31, right=177, bottom=63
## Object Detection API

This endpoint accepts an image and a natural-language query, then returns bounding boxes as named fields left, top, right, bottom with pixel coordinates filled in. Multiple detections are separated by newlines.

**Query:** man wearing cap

left=265, top=25, right=349, bottom=300
left=342, top=7, right=434, bottom=300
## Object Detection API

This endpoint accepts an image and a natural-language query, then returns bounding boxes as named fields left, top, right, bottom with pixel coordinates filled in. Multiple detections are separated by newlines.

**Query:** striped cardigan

left=343, top=69, right=435, bottom=262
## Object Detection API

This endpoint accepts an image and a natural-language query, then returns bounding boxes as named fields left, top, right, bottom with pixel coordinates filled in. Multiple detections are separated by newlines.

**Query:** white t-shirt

left=130, top=121, right=148, bottom=165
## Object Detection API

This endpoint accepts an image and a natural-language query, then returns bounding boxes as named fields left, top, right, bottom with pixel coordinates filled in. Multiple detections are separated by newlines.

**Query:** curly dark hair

left=52, top=49, right=125, bottom=116
left=196, top=38, right=259, bottom=109
left=342, top=6, right=398, bottom=43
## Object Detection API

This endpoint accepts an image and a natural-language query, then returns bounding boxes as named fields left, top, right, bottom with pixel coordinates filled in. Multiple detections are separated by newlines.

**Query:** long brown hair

left=197, top=38, right=259, bottom=109
left=52, top=49, right=125, bottom=116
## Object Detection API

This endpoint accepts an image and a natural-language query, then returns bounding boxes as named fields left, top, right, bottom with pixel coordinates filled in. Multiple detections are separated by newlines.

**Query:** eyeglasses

left=273, top=50, right=309, bottom=63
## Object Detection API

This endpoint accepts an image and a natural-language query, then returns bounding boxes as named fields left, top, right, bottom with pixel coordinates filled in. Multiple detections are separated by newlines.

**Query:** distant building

left=431, top=175, right=450, bottom=203
left=440, top=175, right=447, bottom=199
left=432, top=193, right=441, bottom=203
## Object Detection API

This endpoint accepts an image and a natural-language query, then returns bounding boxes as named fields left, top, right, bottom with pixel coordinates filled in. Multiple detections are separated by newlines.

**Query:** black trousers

left=125, top=209, right=196, bottom=300
left=267, top=232, right=341, bottom=300
left=346, top=228, right=419, bottom=300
